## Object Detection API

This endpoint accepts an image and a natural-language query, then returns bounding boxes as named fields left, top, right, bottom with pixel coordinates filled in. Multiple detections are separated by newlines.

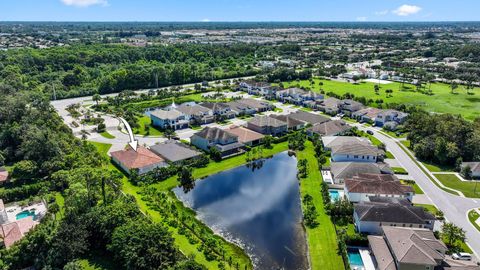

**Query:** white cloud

left=375, top=10, right=389, bottom=16
left=61, top=0, right=108, bottom=7
left=393, top=4, right=422, bottom=16
left=356, top=16, right=367, bottom=22
left=201, top=18, right=211, bottom=22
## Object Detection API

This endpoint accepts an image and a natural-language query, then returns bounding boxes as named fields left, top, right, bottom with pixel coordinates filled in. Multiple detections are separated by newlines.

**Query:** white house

left=330, top=142, right=381, bottom=163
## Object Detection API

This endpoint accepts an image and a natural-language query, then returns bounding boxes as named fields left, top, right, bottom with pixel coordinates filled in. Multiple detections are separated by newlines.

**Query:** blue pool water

left=16, top=210, right=36, bottom=220
left=329, top=189, right=340, bottom=201
left=347, top=248, right=365, bottom=268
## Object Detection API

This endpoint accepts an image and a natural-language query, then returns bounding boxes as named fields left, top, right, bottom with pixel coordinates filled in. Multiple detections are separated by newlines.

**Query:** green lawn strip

left=421, top=161, right=454, bottom=173
left=401, top=140, right=411, bottom=148
left=392, top=167, right=408, bottom=175
left=281, top=79, right=480, bottom=121
left=383, top=130, right=407, bottom=139
left=78, top=251, right=119, bottom=270
left=468, top=210, right=480, bottom=232
left=385, top=151, right=395, bottom=159
left=133, top=115, right=164, bottom=136
left=297, top=141, right=345, bottom=270
left=396, top=142, right=459, bottom=196
left=54, top=192, right=65, bottom=220
left=400, top=180, right=424, bottom=194
left=434, top=174, right=480, bottom=198
left=99, top=131, right=115, bottom=139
left=414, top=204, right=438, bottom=215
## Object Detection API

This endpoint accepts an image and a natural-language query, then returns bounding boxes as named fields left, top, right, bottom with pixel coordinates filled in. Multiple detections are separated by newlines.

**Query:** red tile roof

left=0, top=217, right=37, bottom=248
left=0, top=167, right=8, bottom=182
left=111, top=146, right=164, bottom=170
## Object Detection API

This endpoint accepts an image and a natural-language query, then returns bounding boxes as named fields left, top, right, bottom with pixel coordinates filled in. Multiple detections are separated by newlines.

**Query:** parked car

left=452, top=252, right=472, bottom=261
left=367, top=130, right=374, bottom=135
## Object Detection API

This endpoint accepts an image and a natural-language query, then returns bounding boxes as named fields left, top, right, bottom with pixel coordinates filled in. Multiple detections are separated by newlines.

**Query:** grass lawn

left=434, top=173, right=480, bottom=198
left=392, top=167, right=408, bottom=175
left=421, top=161, right=455, bottom=173
left=133, top=115, right=164, bottom=136
left=54, top=192, right=65, bottom=220
left=385, top=151, right=395, bottom=159
left=99, top=131, right=115, bottom=139
left=401, top=140, right=411, bottom=148
left=468, top=210, right=480, bottom=232
left=383, top=130, right=407, bottom=139
left=281, top=78, right=480, bottom=121
left=401, top=180, right=424, bottom=194
left=90, top=141, right=113, bottom=156
left=297, top=141, right=344, bottom=270
left=414, top=203, right=438, bottom=215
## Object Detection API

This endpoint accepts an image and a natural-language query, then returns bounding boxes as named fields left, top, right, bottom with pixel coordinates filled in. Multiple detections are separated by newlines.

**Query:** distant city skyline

left=0, top=0, right=479, bottom=22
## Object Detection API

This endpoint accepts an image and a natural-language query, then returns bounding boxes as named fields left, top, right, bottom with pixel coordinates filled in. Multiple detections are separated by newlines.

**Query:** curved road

left=360, top=125, right=480, bottom=258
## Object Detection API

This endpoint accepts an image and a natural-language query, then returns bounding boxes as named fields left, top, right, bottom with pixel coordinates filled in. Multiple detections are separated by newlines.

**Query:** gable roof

left=200, top=102, right=230, bottom=111
left=193, top=127, right=238, bottom=142
left=288, top=111, right=330, bottom=125
left=248, top=115, right=287, bottom=128
left=176, top=103, right=211, bottom=116
left=345, top=174, right=413, bottom=195
left=354, top=107, right=383, bottom=119
left=308, top=120, right=351, bottom=136
left=1, top=216, right=37, bottom=248
left=367, top=235, right=396, bottom=270
left=355, top=201, right=435, bottom=224
left=149, top=140, right=202, bottom=163
left=319, top=97, right=342, bottom=108
left=111, top=146, right=165, bottom=170
left=382, top=227, right=447, bottom=266
left=331, top=141, right=381, bottom=156
left=462, top=162, right=480, bottom=173
left=321, top=136, right=371, bottom=149
left=0, top=167, right=8, bottom=182
left=330, top=162, right=384, bottom=180
left=150, top=109, right=184, bottom=120
left=236, top=98, right=271, bottom=109
left=225, top=125, right=264, bottom=144
left=270, top=114, right=305, bottom=129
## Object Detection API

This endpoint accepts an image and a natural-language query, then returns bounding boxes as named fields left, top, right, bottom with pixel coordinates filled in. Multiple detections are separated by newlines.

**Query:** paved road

left=357, top=125, right=480, bottom=258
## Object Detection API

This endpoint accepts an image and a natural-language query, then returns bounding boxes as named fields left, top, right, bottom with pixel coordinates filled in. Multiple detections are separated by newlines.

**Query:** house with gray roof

left=149, top=140, right=202, bottom=164
left=331, top=141, right=383, bottom=163
left=236, top=98, right=273, bottom=112
left=375, top=109, right=409, bottom=128
left=246, top=115, right=288, bottom=136
left=368, top=227, right=448, bottom=270
left=344, top=173, right=414, bottom=203
left=339, top=99, right=365, bottom=116
left=461, top=162, right=480, bottom=179
left=288, top=111, right=330, bottom=126
left=175, top=103, right=214, bottom=125
left=316, top=97, right=342, bottom=115
left=276, top=88, right=323, bottom=106
left=270, top=114, right=305, bottom=130
left=321, top=136, right=371, bottom=151
left=150, top=109, right=189, bottom=130
left=307, top=120, right=352, bottom=137
left=329, top=162, right=392, bottom=184
left=354, top=199, right=435, bottom=234
left=190, top=127, right=244, bottom=158
left=199, top=102, right=236, bottom=119
left=226, top=101, right=257, bottom=116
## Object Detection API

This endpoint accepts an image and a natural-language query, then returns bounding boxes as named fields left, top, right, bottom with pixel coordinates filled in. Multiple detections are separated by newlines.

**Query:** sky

left=0, top=0, right=479, bottom=22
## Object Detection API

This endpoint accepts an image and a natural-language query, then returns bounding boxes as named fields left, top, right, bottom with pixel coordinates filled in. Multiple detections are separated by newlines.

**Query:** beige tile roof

left=0, top=167, right=8, bottom=182
left=225, top=125, right=264, bottom=144
left=111, top=146, right=165, bottom=170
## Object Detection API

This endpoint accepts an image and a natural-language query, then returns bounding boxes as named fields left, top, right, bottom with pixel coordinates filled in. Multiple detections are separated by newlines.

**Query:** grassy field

left=90, top=141, right=113, bottom=156
left=99, top=131, right=115, bottom=139
left=133, top=115, right=164, bottom=136
left=297, top=141, right=344, bottom=270
left=414, top=203, right=438, bottom=215
left=434, top=173, right=480, bottom=198
left=281, top=78, right=480, bottom=121
left=468, top=210, right=480, bottom=232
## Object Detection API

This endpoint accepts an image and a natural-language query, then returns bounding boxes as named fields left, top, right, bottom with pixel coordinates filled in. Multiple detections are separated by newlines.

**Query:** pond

left=173, top=152, right=308, bottom=270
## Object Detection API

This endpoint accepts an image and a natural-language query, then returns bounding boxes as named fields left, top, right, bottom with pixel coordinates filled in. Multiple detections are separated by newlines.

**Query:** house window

left=354, top=155, right=358, bottom=159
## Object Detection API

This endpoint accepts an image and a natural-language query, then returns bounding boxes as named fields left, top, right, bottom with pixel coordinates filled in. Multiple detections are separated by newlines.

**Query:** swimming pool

left=16, top=210, right=36, bottom=220
left=347, top=248, right=365, bottom=269
left=329, top=190, right=340, bottom=201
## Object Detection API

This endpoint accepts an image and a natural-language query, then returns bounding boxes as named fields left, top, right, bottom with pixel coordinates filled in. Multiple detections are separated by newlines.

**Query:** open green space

left=422, top=161, right=454, bottom=173
left=297, top=141, right=344, bottom=270
left=385, top=151, right=395, bottom=159
left=281, top=78, right=480, bottom=121
left=414, top=203, right=438, bottom=215
left=468, top=210, right=480, bottom=232
left=133, top=115, right=164, bottom=136
left=401, top=180, right=424, bottom=194
left=99, top=131, right=115, bottom=139
left=434, top=173, right=480, bottom=198
left=392, top=167, right=408, bottom=175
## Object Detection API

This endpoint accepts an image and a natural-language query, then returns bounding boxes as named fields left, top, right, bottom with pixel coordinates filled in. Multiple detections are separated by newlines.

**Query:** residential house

left=111, top=146, right=168, bottom=175
left=190, top=127, right=244, bottom=157
left=352, top=107, right=383, bottom=123
left=368, top=227, right=448, bottom=270
left=150, top=109, right=189, bottom=130
left=321, top=136, right=371, bottom=151
left=270, top=114, right=306, bottom=130
left=344, top=173, right=414, bottom=203
left=236, top=98, right=273, bottom=112
left=1, top=217, right=38, bottom=249
left=288, top=111, right=330, bottom=126
left=316, top=97, right=342, bottom=115
left=226, top=101, right=257, bottom=116
left=375, top=109, right=409, bottom=128
left=225, top=125, right=264, bottom=146
left=307, top=120, right=351, bottom=137
left=354, top=199, right=435, bottom=234
left=276, top=88, right=323, bottom=106
left=330, top=141, right=382, bottom=163
left=175, top=103, right=214, bottom=125
left=329, top=162, right=392, bottom=184
left=239, top=80, right=274, bottom=97
left=339, top=99, right=365, bottom=116
left=461, top=162, right=480, bottom=179
left=149, top=140, right=202, bottom=164
left=0, top=167, right=8, bottom=185
left=246, top=116, right=288, bottom=136
left=199, top=102, right=236, bottom=119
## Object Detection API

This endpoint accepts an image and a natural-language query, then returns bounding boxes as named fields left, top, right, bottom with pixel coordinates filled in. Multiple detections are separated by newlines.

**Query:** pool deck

left=359, top=248, right=376, bottom=270
left=5, top=202, right=47, bottom=222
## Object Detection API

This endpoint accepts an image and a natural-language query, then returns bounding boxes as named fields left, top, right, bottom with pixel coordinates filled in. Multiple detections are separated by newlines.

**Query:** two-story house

left=150, top=109, right=189, bottom=130
left=190, top=127, right=244, bottom=158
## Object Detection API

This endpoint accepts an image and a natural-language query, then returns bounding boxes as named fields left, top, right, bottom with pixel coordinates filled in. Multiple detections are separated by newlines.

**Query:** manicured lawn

left=421, top=161, right=454, bottom=173
left=401, top=180, right=424, bottom=194
left=385, top=151, right=395, bottom=159
left=54, top=192, right=65, bottom=220
left=414, top=203, right=438, bottom=215
left=383, top=130, right=407, bottom=138
left=297, top=141, right=344, bottom=270
left=133, top=115, right=164, bottom=136
left=401, top=140, right=411, bottom=148
left=90, top=141, right=112, bottom=156
left=281, top=79, right=480, bottom=121
left=99, top=131, right=115, bottom=139
left=392, top=167, right=408, bottom=175
left=468, top=209, right=480, bottom=232
left=434, top=173, right=480, bottom=198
